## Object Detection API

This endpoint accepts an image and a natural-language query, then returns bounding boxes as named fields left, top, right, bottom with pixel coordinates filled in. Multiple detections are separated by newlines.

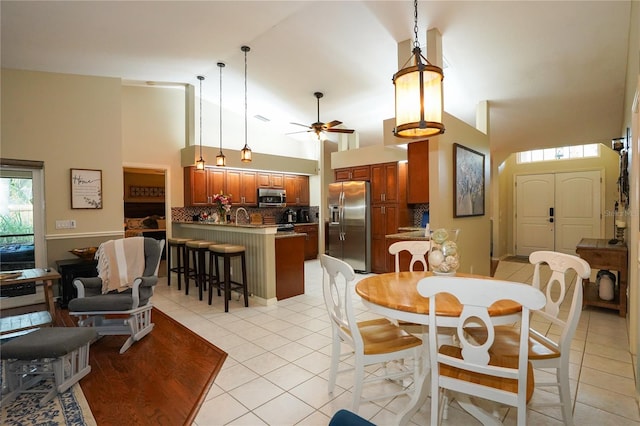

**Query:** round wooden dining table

left=355, top=270, right=523, bottom=425
left=356, top=270, right=522, bottom=326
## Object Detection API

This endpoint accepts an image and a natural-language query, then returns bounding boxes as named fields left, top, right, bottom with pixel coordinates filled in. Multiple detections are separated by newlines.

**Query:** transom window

left=517, top=144, right=600, bottom=163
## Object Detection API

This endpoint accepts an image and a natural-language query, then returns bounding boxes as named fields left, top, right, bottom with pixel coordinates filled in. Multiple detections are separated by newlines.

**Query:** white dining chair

left=388, top=240, right=430, bottom=273
left=418, top=276, right=546, bottom=425
left=319, top=254, right=423, bottom=413
left=467, top=251, right=590, bottom=425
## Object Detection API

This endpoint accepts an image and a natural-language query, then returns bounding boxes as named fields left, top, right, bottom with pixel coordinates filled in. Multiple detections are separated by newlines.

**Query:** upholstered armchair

left=68, top=237, right=165, bottom=353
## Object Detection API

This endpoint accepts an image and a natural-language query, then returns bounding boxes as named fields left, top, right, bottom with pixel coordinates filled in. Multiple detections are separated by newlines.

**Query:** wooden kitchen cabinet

left=334, top=165, right=370, bottom=182
left=407, top=140, right=429, bottom=204
left=184, top=166, right=226, bottom=206
left=226, top=170, right=257, bottom=206
left=284, top=175, right=310, bottom=206
left=257, top=172, right=284, bottom=188
left=371, top=204, right=399, bottom=273
left=275, top=234, right=305, bottom=300
left=371, top=162, right=402, bottom=203
left=294, top=223, right=319, bottom=260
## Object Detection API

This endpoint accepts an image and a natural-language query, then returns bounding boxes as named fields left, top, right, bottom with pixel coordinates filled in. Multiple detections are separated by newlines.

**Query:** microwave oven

left=258, top=188, right=286, bottom=207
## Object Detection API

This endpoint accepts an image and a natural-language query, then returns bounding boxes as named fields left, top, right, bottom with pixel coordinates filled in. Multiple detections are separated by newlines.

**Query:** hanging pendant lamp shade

left=216, top=62, right=226, bottom=167
left=196, top=75, right=206, bottom=170
left=240, top=45, right=252, bottom=163
left=393, top=0, right=444, bottom=138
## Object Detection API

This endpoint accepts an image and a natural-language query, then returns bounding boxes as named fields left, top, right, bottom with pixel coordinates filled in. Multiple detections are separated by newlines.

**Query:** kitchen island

left=172, top=221, right=305, bottom=305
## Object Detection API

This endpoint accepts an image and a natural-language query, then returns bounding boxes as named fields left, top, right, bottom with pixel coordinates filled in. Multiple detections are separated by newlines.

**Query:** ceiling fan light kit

left=196, top=75, right=206, bottom=170
left=216, top=62, right=226, bottom=167
left=289, top=91, right=355, bottom=140
left=240, top=45, right=252, bottom=163
left=393, top=0, right=445, bottom=138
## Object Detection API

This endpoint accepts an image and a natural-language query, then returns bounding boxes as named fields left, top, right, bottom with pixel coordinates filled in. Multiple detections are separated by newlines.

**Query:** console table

left=55, top=258, right=98, bottom=308
left=575, top=238, right=628, bottom=317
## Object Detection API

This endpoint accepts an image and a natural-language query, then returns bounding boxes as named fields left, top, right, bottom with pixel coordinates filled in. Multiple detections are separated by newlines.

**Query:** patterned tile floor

left=152, top=259, right=639, bottom=425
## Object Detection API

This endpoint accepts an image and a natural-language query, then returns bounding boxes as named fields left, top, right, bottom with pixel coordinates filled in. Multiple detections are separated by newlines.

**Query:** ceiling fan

left=288, top=92, right=355, bottom=138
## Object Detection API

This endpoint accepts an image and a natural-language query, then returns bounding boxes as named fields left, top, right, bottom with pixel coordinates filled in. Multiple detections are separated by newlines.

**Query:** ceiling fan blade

left=286, top=130, right=312, bottom=136
left=327, top=128, right=355, bottom=134
left=290, top=122, right=311, bottom=129
left=325, top=120, right=343, bottom=129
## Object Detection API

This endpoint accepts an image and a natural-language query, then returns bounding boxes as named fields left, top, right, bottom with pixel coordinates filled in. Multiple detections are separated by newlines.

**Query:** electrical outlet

left=55, top=220, right=77, bottom=229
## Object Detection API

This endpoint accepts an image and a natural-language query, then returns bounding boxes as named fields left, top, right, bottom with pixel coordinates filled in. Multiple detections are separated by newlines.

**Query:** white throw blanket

left=95, top=237, right=145, bottom=294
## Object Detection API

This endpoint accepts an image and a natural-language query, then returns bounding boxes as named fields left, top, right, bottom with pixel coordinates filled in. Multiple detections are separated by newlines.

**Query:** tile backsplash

left=172, top=206, right=319, bottom=225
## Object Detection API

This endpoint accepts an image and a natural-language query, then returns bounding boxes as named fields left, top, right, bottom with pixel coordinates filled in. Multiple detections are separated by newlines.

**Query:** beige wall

left=122, top=85, right=186, bottom=211
left=2, top=69, right=125, bottom=264
left=496, top=145, right=619, bottom=257
left=429, top=112, right=492, bottom=276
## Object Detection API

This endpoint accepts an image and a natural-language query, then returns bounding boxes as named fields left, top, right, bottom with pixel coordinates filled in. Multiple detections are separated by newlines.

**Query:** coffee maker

left=284, top=208, right=297, bottom=224
left=297, top=209, right=310, bottom=223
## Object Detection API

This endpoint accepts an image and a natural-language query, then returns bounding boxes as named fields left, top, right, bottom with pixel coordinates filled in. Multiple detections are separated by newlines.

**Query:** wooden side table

left=55, top=258, right=98, bottom=308
left=575, top=238, right=628, bottom=317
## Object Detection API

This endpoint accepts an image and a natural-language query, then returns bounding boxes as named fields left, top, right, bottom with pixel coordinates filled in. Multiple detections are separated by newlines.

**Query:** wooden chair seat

left=465, top=325, right=561, bottom=361
left=438, top=344, right=535, bottom=402
left=349, top=318, right=422, bottom=355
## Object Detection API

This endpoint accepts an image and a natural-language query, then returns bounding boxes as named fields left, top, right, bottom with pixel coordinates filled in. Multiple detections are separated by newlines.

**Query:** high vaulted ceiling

left=1, top=1, right=632, bottom=158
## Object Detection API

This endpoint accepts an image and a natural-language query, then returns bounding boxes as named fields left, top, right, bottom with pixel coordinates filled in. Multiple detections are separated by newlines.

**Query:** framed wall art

left=453, top=143, right=485, bottom=217
left=71, top=168, right=102, bottom=209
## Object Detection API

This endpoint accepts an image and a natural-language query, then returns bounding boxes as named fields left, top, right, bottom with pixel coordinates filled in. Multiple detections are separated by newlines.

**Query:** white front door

left=515, top=174, right=555, bottom=256
left=515, top=170, right=602, bottom=256
left=554, top=170, right=602, bottom=254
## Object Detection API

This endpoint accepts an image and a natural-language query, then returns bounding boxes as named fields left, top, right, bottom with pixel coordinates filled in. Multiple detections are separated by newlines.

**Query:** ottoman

left=1, top=327, right=97, bottom=406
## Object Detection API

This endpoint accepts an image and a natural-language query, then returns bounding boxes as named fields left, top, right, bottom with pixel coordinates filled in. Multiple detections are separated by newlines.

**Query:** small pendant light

left=195, top=75, right=206, bottom=170
left=215, top=62, right=226, bottom=167
left=392, top=0, right=445, bottom=138
left=240, top=45, right=252, bottom=163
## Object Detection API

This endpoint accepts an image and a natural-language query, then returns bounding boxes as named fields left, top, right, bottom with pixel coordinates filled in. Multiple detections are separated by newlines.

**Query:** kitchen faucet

left=235, top=207, right=250, bottom=225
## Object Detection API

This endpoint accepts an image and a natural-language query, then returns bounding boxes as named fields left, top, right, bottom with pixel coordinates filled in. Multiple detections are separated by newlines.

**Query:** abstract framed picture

left=71, top=168, right=102, bottom=209
left=453, top=143, right=485, bottom=217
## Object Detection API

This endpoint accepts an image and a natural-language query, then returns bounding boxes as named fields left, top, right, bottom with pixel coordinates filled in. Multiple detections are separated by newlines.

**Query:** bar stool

left=166, top=237, right=194, bottom=290
left=208, top=243, right=249, bottom=312
left=185, top=240, right=215, bottom=301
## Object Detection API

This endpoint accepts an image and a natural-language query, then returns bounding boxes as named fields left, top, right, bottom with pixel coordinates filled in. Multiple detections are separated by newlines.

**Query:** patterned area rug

left=1, top=381, right=96, bottom=425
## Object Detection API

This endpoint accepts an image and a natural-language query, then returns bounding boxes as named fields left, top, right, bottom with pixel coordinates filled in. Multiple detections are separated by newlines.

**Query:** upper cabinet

left=284, top=175, right=310, bottom=206
left=226, top=170, right=258, bottom=206
left=184, top=166, right=226, bottom=206
left=334, top=165, right=370, bottom=182
left=371, top=162, right=401, bottom=204
left=184, top=167, right=306, bottom=207
left=407, top=140, right=429, bottom=204
left=257, top=172, right=284, bottom=188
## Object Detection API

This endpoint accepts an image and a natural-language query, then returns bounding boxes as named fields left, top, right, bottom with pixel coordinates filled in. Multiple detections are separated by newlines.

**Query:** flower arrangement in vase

left=212, top=191, right=232, bottom=223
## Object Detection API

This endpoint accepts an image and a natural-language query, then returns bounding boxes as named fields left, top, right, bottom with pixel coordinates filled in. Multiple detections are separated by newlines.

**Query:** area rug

left=0, top=381, right=96, bottom=426
left=76, top=307, right=227, bottom=425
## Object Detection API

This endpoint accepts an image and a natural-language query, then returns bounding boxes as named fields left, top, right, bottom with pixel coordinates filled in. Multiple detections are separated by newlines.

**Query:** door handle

left=549, top=207, right=554, bottom=217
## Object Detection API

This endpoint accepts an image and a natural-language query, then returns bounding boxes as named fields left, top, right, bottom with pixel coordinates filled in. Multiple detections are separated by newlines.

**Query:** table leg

left=42, top=279, right=56, bottom=322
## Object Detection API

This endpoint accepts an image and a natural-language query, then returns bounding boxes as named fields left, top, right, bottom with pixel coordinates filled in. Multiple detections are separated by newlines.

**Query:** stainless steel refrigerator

left=327, top=181, right=371, bottom=272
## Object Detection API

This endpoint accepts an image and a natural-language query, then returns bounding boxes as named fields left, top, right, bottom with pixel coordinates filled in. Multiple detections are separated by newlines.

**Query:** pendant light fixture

left=195, top=75, right=206, bottom=170
left=215, top=62, right=226, bottom=167
left=392, top=0, right=444, bottom=138
left=240, top=45, right=252, bottom=163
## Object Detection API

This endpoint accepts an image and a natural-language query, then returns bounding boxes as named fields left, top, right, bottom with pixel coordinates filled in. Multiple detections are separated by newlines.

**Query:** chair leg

left=224, top=255, right=231, bottom=312
left=176, top=245, right=183, bottom=291
left=352, top=353, right=364, bottom=412
left=167, top=243, right=172, bottom=287
left=558, top=367, right=574, bottom=426
left=241, top=252, right=249, bottom=307
left=197, top=249, right=206, bottom=301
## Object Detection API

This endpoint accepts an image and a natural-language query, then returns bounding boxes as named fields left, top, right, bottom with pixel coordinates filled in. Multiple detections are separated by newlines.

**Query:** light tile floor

left=152, top=259, right=640, bottom=425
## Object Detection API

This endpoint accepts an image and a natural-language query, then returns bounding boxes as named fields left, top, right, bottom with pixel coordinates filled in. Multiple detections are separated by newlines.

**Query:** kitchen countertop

left=385, top=229, right=430, bottom=241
